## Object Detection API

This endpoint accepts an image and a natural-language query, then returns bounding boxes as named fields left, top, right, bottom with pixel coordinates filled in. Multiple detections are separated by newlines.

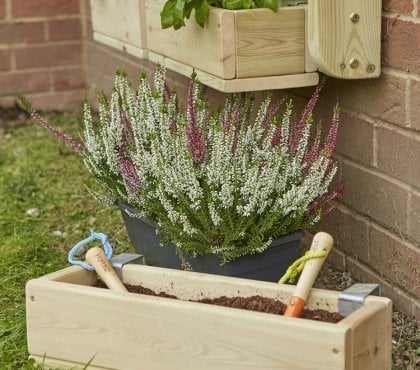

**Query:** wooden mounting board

left=149, top=51, right=319, bottom=92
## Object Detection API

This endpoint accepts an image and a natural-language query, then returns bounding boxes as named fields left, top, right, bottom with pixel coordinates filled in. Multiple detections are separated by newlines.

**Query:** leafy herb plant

left=24, top=66, right=342, bottom=263
left=161, top=0, right=283, bottom=30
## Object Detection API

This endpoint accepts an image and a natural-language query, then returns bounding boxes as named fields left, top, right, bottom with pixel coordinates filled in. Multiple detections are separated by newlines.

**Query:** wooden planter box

left=146, top=1, right=309, bottom=80
left=90, top=0, right=147, bottom=58
left=26, top=264, right=391, bottom=369
left=88, top=0, right=381, bottom=92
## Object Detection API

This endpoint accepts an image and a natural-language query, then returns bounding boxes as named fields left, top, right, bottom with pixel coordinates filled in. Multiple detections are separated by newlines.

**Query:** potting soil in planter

left=94, top=280, right=344, bottom=323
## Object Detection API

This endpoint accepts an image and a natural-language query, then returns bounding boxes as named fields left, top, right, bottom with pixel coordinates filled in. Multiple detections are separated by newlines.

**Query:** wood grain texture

left=146, top=1, right=235, bottom=79
left=347, top=300, right=393, bottom=370
left=26, top=265, right=392, bottom=370
left=149, top=51, right=319, bottom=92
left=90, top=0, right=147, bottom=50
left=235, top=7, right=306, bottom=78
left=93, top=32, right=148, bottom=59
left=308, top=0, right=382, bottom=78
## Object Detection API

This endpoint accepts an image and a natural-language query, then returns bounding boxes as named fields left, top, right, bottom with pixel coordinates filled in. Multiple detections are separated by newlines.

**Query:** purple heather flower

left=29, top=109, right=84, bottom=153
left=186, top=82, right=207, bottom=163
left=118, top=155, right=142, bottom=196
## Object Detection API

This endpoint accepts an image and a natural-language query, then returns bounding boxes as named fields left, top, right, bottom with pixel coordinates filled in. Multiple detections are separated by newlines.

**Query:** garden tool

left=283, top=231, right=333, bottom=317
left=86, top=247, right=128, bottom=293
left=68, top=230, right=128, bottom=293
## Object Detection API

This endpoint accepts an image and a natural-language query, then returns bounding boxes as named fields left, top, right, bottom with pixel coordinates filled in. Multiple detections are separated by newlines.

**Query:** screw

left=349, top=58, right=359, bottom=69
left=366, top=64, right=376, bottom=73
left=350, top=13, right=360, bottom=23
left=340, top=62, right=346, bottom=70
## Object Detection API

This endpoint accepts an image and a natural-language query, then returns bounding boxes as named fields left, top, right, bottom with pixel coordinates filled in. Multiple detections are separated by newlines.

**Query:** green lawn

left=0, top=110, right=418, bottom=369
left=0, top=112, right=132, bottom=369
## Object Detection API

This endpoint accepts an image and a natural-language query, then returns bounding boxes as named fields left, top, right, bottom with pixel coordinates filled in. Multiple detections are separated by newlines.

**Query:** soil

left=94, top=280, right=344, bottom=323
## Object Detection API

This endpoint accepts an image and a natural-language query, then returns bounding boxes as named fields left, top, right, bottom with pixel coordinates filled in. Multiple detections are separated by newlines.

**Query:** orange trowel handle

left=284, top=232, right=334, bottom=317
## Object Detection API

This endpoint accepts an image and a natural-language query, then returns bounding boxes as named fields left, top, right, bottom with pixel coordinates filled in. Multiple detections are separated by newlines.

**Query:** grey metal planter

left=118, top=203, right=304, bottom=282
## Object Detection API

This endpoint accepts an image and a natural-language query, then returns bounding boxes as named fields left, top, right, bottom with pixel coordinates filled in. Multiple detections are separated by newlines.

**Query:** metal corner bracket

left=110, top=253, right=145, bottom=281
left=338, top=283, right=380, bottom=316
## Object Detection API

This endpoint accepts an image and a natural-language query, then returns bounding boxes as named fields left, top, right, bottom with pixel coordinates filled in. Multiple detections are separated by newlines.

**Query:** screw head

left=350, top=13, right=360, bottom=23
left=349, top=58, right=359, bottom=69
left=366, top=64, right=376, bottom=73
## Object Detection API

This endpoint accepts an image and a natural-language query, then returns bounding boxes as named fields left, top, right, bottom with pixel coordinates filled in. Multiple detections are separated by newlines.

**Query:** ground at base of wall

left=315, top=264, right=419, bottom=370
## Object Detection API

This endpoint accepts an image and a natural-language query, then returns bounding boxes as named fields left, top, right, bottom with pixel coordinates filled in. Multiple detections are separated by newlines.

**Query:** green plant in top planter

left=161, top=0, right=285, bottom=29
left=22, top=66, right=342, bottom=272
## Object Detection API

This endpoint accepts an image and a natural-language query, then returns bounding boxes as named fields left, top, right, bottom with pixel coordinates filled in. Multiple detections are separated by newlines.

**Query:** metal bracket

left=338, top=283, right=380, bottom=316
left=110, top=253, right=144, bottom=281
left=288, top=0, right=307, bottom=5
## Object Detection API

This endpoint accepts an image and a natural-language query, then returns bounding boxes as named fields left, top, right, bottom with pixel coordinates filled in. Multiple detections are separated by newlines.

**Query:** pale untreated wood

left=93, top=33, right=148, bottom=59
left=27, top=265, right=392, bottom=370
left=346, top=300, right=393, bottom=370
left=90, top=0, right=147, bottom=58
left=149, top=51, right=319, bottom=92
left=235, top=7, right=305, bottom=78
left=307, top=0, right=381, bottom=78
left=146, top=1, right=235, bottom=79
left=304, top=5, right=317, bottom=73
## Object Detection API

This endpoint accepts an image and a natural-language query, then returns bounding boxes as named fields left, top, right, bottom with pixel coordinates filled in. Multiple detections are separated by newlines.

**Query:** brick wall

left=0, top=0, right=85, bottom=110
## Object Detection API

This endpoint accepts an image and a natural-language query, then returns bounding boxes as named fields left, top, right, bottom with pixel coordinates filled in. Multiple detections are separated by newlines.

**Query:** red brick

left=12, top=0, right=79, bottom=18
left=0, top=71, right=49, bottom=95
left=15, top=43, right=82, bottom=69
left=0, top=22, right=45, bottom=44
left=369, top=225, right=420, bottom=298
left=25, top=89, right=84, bottom=111
left=346, top=257, right=415, bottom=317
left=0, top=0, right=5, bottom=19
left=408, top=190, right=420, bottom=241
left=382, top=18, right=420, bottom=74
left=340, top=161, right=409, bottom=234
left=336, top=113, right=374, bottom=166
left=0, top=49, right=11, bottom=70
left=382, top=0, right=414, bottom=13
left=316, top=205, right=370, bottom=263
left=52, top=68, right=85, bottom=91
left=323, top=72, right=406, bottom=127
left=48, top=19, right=81, bottom=41
left=409, top=79, right=420, bottom=131
left=377, top=126, right=420, bottom=187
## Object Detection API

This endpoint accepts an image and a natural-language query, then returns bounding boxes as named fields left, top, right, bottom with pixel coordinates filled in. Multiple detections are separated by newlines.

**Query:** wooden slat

left=308, top=0, right=381, bottom=78
left=149, top=51, right=319, bottom=92
left=27, top=278, right=348, bottom=370
left=122, top=264, right=340, bottom=311
left=345, top=300, right=393, bottom=370
left=304, top=6, right=317, bottom=73
left=93, top=32, right=148, bottom=59
left=146, top=1, right=236, bottom=79
left=90, top=0, right=146, bottom=50
left=30, top=355, right=110, bottom=370
left=36, top=265, right=96, bottom=286
left=235, top=7, right=306, bottom=78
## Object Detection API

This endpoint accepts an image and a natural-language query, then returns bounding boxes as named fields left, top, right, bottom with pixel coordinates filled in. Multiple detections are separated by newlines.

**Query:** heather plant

left=24, top=66, right=342, bottom=263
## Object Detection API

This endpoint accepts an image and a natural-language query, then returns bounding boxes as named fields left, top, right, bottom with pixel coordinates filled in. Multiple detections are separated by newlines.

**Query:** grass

left=0, top=110, right=132, bottom=369
left=0, top=109, right=418, bottom=369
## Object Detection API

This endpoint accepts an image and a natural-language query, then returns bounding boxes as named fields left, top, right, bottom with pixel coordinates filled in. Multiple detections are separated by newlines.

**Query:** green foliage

left=0, top=115, right=131, bottom=369
left=79, top=67, right=341, bottom=263
left=161, top=0, right=283, bottom=30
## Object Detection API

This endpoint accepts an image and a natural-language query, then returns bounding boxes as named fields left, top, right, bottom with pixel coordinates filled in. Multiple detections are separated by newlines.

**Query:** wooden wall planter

left=89, top=0, right=382, bottom=92
left=26, top=264, right=392, bottom=369
left=90, top=0, right=148, bottom=59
